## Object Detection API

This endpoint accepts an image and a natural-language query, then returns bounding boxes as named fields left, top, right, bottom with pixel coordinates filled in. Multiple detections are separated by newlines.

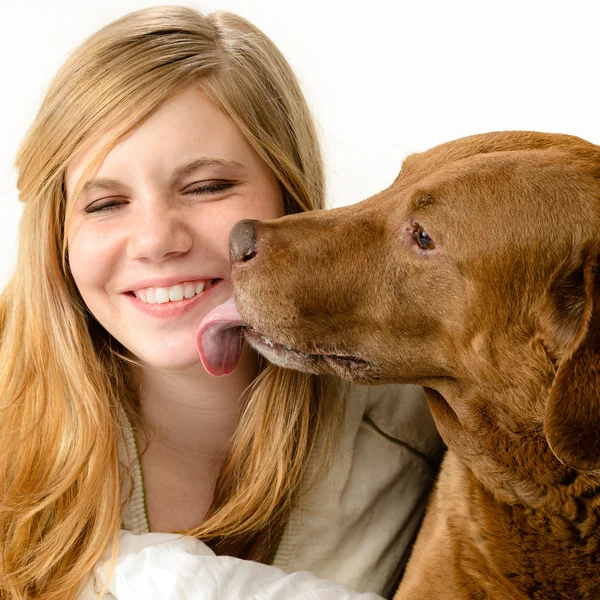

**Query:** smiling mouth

left=243, top=328, right=373, bottom=371
left=127, top=279, right=221, bottom=304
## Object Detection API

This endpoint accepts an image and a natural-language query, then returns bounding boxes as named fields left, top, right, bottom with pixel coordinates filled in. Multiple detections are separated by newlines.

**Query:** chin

left=141, top=357, right=201, bottom=373
left=128, top=344, right=204, bottom=373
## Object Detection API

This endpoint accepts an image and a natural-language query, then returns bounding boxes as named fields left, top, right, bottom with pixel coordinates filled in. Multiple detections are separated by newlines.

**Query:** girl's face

left=66, top=86, right=285, bottom=371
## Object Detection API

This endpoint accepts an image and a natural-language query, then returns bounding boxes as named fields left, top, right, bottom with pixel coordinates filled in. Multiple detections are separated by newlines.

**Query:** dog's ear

left=541, top=240, right=600, bottom=471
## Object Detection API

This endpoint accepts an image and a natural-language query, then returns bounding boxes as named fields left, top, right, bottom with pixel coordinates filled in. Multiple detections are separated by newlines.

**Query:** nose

left=230, top=219, right=259, bottom=264
left=128, top=202, right=193, bottom=262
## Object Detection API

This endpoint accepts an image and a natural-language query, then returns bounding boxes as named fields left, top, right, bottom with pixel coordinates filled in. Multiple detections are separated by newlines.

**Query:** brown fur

left=229, top=131, right=600, bottom=599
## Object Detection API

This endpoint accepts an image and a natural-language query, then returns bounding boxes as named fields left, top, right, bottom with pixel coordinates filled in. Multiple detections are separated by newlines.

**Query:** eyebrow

left=413, top=192, right=436, bottom=209
left=79, top=157, right=245, bottom=195
left=173, top=157, right=245, bottom=179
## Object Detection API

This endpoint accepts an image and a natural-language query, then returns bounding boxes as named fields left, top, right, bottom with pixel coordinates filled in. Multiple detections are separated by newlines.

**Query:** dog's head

left=230, top=131, right=600, bottom=470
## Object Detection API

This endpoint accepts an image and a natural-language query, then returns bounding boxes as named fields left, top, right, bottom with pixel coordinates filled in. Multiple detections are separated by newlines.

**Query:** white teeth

left=168, top=285, right=184, bottom=302
left=155, top=288, right=170, bottom=304
left=133, top=280, right=214, bottom=304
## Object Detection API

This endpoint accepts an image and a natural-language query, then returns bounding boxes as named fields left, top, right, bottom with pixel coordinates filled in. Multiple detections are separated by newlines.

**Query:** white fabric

left=80, top=531, right=384, bottom=600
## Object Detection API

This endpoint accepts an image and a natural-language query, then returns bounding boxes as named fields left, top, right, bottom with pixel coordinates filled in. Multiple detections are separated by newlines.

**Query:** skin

left=65, top=86, right=285, bottom=532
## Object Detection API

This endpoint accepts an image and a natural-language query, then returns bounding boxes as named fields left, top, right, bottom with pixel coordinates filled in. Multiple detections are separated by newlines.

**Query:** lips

left=245, top=328, right=371, bottom=369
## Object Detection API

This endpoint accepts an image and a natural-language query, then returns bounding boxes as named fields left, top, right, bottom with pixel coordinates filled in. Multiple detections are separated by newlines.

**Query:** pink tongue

left=196, top=297, right=248, bottom=376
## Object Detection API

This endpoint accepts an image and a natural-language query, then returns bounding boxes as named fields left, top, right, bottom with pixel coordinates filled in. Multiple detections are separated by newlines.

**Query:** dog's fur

left=229, top=131, right=600, bottom=599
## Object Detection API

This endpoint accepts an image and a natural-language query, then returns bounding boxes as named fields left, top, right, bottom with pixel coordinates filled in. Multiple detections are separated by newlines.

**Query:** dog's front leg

left=394, top=480, right=466, bottom=600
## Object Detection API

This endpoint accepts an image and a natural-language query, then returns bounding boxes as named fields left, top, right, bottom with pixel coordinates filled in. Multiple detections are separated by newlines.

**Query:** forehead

left=64, top=86, right=254, bottom=198
left=395, top=146, right=599, bottom=244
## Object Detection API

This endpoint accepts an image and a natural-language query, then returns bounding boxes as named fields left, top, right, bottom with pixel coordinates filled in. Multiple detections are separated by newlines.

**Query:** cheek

left=256, top=181, right=286, bottom=220
left=241, top=187, right=285, bottom=222
left=207, top=185, right=285, bottom=251
left=67, top=226, right=121, bottom=296
left=260, top=181, right=286, bottom=220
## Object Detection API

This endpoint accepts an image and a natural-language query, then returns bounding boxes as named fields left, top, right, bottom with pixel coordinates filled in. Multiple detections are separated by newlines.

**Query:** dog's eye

left=415, top=225, right=435, bottom=250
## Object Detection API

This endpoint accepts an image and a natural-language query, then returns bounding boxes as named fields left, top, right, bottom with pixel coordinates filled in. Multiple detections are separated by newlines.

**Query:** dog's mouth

left=195, top=296, right=377, bottom=381
left=243, top=327, right=377, bottom=380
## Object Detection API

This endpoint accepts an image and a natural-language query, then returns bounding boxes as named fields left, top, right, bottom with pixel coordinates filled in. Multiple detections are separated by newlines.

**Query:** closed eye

left=84, top=199, right=126, bottom=214
left=83, top=181, right=237, bottom=214
left=185, top=181, right=236, bottom=196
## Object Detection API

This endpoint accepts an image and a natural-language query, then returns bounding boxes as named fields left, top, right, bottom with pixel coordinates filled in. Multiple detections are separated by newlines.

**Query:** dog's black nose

left=230, top=219, right=259, bottom=264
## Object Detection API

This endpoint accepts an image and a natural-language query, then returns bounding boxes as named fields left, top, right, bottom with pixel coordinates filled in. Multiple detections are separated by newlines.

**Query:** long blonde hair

left=0, top=7, right=344, bottom=599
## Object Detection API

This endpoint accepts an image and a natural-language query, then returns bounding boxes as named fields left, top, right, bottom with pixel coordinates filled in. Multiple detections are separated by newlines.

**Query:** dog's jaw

left=243, top=328, right=382, bottom=384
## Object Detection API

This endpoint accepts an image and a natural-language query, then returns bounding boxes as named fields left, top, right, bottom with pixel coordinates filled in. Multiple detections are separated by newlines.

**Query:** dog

left=225, top=131, right=600, bottom=599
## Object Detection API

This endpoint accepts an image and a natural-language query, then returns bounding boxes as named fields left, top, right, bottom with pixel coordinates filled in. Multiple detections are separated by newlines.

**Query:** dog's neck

left=425, top=377, right=600, bottom=521
left=425, top=380, right=600, bottom=595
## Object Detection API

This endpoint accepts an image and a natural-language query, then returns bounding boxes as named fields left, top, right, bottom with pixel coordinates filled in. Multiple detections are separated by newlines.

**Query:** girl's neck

left=137, top=342, right=258, bottom=459
left=133, top=343, right=259, bottom=532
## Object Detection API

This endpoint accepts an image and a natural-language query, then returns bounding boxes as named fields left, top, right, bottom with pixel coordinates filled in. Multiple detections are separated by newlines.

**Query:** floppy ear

left=541, top=240, right=600, bottom=471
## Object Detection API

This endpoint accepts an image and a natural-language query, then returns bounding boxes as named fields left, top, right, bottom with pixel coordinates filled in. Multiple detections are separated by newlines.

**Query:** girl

left=0, top=6, right=442, bottom=599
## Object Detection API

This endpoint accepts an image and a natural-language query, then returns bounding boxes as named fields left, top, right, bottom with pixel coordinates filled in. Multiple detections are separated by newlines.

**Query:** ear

left=541, top=240, right=600, bottom=471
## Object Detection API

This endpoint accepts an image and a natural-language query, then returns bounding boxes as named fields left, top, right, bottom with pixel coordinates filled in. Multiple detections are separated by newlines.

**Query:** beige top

left=121, top=382, right=443, bottom=597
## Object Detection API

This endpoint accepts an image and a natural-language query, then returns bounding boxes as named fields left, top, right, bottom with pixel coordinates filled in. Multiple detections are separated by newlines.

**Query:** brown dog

left=227, top=131, right=600, bottom=599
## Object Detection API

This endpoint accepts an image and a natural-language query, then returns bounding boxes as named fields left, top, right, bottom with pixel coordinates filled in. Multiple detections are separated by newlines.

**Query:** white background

left=1, top=0, right=599, bottom=287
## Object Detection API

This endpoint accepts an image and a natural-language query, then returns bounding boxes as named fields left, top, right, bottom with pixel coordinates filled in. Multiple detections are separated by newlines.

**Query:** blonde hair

left=0, top=7, right=344, bottom=599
